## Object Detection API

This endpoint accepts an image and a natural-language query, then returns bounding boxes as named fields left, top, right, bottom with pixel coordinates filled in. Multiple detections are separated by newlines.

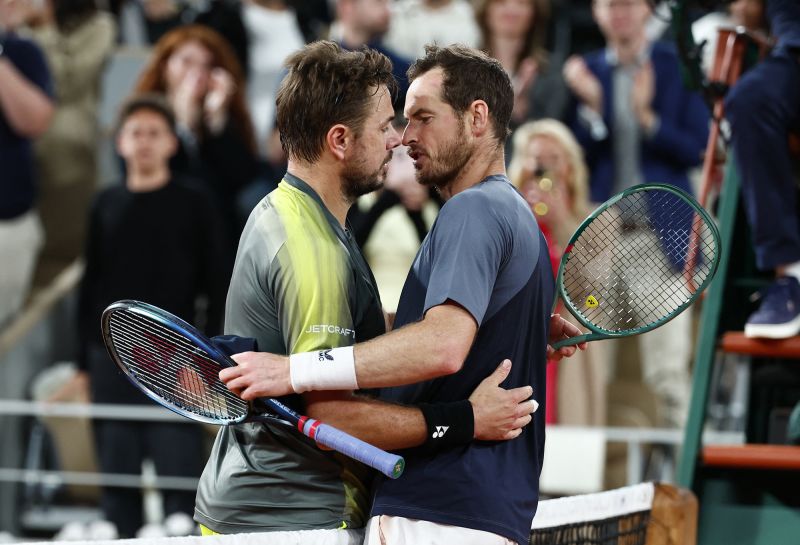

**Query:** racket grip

left=306, top=420, right=405, bottom=479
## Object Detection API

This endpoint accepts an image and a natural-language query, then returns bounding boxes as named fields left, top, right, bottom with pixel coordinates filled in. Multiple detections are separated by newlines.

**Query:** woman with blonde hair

left=509, top=118, right=607, bottom=427
left=135, top=24, right=258, bottom=249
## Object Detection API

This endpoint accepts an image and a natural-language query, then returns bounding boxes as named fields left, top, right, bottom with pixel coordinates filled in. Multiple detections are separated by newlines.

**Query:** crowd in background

left=1, top=0, right=785, bottom=538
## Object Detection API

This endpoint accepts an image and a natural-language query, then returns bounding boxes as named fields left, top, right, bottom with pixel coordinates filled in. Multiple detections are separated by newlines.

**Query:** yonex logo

left=432, top=426, right=449, bottom=439
left=318, top=349, right=334, bottom=362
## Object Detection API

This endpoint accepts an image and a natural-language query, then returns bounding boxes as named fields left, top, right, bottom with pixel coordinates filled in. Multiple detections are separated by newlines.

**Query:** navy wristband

left=418, top=400, right=474, bottom=453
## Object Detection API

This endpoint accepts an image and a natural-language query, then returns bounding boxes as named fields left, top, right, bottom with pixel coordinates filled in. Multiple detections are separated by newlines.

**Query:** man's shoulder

left=2, top=34, right=52, bottom=92
left=447, top=176, right=520, bottom=212
left=242, top=183, right=342, bottom=261
left=3, top=34, right=40, bottom=54
left=3, top=34, right=47, bottom=68
left=436, top=177, right=528, bottom=237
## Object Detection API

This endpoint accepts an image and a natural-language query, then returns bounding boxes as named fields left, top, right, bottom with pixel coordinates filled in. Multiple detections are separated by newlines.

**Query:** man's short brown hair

left=408, top=44, right=513, bottom=145
left=276, top=41, right=396, bottom=164
left=115, top=93, right=176, bottom=136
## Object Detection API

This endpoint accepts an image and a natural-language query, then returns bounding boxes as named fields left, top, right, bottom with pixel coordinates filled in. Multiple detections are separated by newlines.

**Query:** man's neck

left=287, top=160, right=352, bottom=227
left=608, top=33, right=647, bottom=66
left=439, top=141, right=506, bottom=200
left=126, top=167, right=171, bottom=193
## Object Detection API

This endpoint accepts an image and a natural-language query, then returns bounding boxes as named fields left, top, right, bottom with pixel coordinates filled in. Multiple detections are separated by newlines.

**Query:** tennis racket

left=551, top=184, right=721, bottom=349
left=101, top=300, right=405, bottom=479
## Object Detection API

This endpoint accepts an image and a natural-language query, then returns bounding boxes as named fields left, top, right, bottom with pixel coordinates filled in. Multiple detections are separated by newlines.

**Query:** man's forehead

left=369, top=85, right=394, bottom=115
left=405, top=69, right=445, bottom=115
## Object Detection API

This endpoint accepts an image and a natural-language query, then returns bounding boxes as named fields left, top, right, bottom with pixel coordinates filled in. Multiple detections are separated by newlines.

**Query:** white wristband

left=289, top=346, right=358, bottom=393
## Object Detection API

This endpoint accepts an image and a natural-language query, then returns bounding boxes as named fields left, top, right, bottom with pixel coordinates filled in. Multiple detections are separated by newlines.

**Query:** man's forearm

left=304, top=391, right=427, bottom=451
left=351, top=304, right=476, bottom=389
left=0, top=58, right=54, bottom=137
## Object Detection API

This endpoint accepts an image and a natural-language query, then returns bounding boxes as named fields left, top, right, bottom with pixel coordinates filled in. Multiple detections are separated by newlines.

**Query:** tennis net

left=14, top=482, right=695, bottom=545
left=531, top=482, right=654, bottom=545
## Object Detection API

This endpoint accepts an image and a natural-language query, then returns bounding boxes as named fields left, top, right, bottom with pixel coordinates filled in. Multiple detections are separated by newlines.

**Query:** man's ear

left=326, top=124, right=352, bottom=161
left=468, top=100, right=491, bottom=138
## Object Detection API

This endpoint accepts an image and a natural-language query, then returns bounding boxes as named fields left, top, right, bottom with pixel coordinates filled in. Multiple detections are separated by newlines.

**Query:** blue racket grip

left=302, top=419, right=405, bottom=479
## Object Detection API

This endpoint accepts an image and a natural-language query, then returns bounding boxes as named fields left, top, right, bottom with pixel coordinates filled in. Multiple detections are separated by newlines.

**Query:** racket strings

left=108, top=311, right=248, bottom=422
left=562, top=190, right=718, bottom=333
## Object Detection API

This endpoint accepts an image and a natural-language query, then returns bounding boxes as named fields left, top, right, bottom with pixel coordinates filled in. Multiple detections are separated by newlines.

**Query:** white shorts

left=363, top=515, right=517, bottom=545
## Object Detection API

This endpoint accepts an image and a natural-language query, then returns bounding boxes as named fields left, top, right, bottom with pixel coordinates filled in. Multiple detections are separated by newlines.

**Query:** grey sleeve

left=423, top=192, right=507, bottom=325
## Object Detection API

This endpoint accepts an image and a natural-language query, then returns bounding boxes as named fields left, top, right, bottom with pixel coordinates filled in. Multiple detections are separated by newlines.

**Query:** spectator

left=330, top=0, right=412, bottom=110
left=508, top=118, right=609, bottom=426
left=286, top=0, right=332, bottom=42
left=193, top=0, right=250, bottom=81
left=563, top=0, right=709, bottom=428
left=77, top=94, right=229, bottom=537
left=476, top=0, right=568, bottom=128
left=0, top=0, right=54, bottom=327
left=385, top=0, right=481, bottom=59
left=19, top=0, right=116, bottom=286
left=241, top=0, right=304, bottom=154
left=135, top=24, right=259, bottom=248
left=725, top=0, right=800, bottom=339
left=139, top=0, right=191, bottom=44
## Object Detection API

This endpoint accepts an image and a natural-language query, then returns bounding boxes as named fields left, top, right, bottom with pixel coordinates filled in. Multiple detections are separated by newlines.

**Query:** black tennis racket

left=552, top=184, right=721, bottom=349
left=101, top=300, right=404, bottom=479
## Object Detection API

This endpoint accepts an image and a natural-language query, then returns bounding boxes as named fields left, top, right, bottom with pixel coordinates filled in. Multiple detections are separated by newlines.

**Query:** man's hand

left=632, top=62, right=656, bottom=132
left=469, top=360, right=538, bottom=441
left=220, top=352, right=293, bottom=400
left=563, top=55, right=603, bottom=114
left=547, top=313, right=587, bottom=361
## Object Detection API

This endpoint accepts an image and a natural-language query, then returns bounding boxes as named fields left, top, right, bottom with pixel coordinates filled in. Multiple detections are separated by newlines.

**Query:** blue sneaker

left=745, top=276, right=800, bottom=339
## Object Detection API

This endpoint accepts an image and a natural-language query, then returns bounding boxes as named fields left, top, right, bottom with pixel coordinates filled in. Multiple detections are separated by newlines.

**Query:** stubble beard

left=414, top=124, right=472, bottom=191
left=341, top=150, right=393, bottom=201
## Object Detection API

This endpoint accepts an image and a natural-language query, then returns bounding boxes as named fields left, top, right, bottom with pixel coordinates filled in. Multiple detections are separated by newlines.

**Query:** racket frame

left=102, top=300, right=258, bottom=425
left=552, top=184, right=721, bottom=348
left=101, top=300, right=405, bottom=479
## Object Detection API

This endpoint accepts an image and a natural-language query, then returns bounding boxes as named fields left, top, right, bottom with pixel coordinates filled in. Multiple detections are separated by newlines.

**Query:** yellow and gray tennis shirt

left=194, top=174, right=386, bottom=534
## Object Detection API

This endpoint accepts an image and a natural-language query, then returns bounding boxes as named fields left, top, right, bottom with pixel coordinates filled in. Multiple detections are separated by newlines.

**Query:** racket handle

left=551, top=332, right=598, bottom=350
left=303, top=419, right=405, bottom=479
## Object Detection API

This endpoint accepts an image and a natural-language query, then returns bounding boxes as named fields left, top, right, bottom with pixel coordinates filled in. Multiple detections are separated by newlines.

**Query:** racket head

left=101, top=300, right=251, bottom=425
left=555, top=183, right=721, bottom=339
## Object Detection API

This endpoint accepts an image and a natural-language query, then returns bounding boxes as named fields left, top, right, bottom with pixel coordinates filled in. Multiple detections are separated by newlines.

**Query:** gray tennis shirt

left=194, top=175, right=385, bottom=533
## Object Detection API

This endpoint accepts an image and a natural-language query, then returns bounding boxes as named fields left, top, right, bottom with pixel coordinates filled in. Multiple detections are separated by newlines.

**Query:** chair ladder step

left=703, top=444, right=800, bottom=470
left=719, top=331, right=800, bottom=358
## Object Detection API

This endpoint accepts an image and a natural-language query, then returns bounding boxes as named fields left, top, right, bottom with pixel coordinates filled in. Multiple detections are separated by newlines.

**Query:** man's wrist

left=418, top=400, right=474, bottom=453
left=289, top=346, right=358, bottom=393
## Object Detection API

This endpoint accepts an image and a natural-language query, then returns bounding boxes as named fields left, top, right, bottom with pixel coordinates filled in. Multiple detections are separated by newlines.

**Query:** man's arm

left=302, top=359, right=535, bottom=451
left=222, top=310, right=586, bottom=398
left=354, top=301, right=476, bottom=387
left=0, top=55, right=54, bottom=137
left=223, top=301, right=474, bottom=398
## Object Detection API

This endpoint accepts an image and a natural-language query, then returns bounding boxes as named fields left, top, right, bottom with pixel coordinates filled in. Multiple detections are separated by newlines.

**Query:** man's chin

left=414, top=170, right=438, bottom=188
